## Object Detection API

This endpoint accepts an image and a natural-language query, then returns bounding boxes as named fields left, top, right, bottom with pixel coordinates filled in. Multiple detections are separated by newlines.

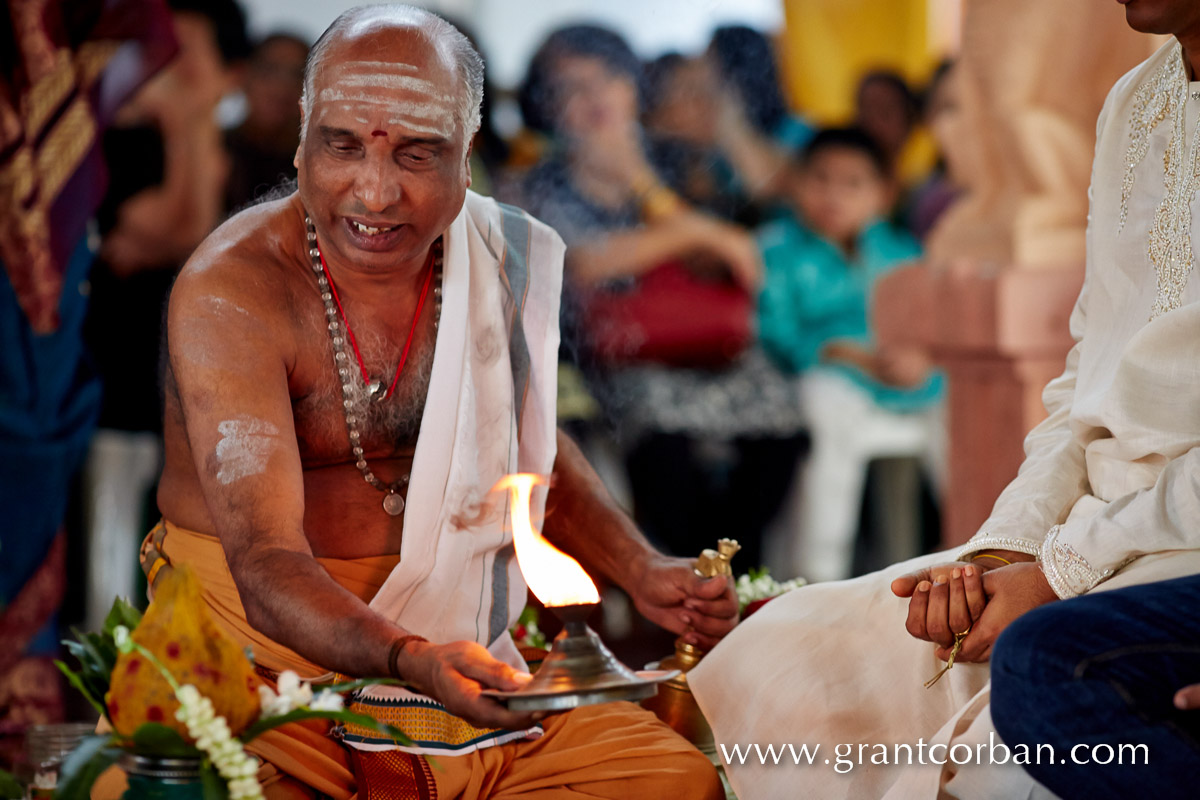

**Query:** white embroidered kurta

left=955, top=40, right=1200, bottom=595
left=690, top=40, right=1200, bottom=800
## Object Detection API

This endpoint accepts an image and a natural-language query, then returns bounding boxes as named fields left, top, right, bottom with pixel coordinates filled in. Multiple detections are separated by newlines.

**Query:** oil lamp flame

left=494, top=473, right=600, bottom=607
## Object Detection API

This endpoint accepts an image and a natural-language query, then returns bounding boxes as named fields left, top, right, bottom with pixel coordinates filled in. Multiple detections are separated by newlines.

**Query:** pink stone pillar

left=875, top=4, right=1162, bottom=547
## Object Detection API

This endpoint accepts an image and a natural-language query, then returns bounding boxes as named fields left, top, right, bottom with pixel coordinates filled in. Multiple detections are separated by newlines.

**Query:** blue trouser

left=991, top=574, right=1200, bottom=799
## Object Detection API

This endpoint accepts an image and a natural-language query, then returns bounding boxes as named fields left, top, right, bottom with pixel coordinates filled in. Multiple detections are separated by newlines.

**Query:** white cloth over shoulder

left=692, top=40, right=1200, bottom=799
left=343, top=191, right=564, bottom=756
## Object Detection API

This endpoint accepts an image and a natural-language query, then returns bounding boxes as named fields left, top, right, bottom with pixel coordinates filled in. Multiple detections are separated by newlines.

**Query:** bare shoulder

left=168, top=194, right=311, bottom=374
left=170, top=195, right=308, bottom=339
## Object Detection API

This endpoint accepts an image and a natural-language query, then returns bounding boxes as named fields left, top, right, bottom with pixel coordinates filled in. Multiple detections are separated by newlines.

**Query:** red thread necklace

left=316, top=242, right=436, bottom=402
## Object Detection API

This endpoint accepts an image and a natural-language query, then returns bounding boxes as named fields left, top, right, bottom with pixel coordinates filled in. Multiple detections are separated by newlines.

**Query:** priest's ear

left=294, top=99, right=305, bottom=169
left=462, top=135, right=475, bottom=189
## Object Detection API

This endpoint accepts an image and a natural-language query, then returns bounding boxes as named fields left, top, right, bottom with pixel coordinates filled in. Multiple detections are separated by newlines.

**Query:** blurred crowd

left=2, top=0, right=964, bottom=742
left=500, top=25, right=959, bottom=579
left=76, top=0, right=965, bottom=605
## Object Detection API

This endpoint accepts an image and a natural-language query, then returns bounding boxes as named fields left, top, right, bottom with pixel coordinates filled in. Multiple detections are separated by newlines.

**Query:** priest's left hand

left=937, top=562, right=1060, bottom=663
left=630, top=555, right=739, bottom=649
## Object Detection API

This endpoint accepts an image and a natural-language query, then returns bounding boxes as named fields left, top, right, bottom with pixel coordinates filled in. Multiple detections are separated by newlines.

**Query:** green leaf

left=320, top=677, right=404, bottom=694
left=65, top=633, right=109, bottom=686
left=199, top=761, right=229, bottom=800
left=130, top=723, right=200, bottom=758
left=59, top=656, right=108, bottom=714
left=103, top=597, right=143, bottom=636
left=241, top=708, right=411, bottom=746
left=63, top=629, right=115, bottom=703
left=79, top=631, right=118, bottom=673
left=54, top=735, right=120, bottom=800
left=0, top=768, right=23, bottom=800
left=62, top=639, right=102, bottom=680
left=54, top=659, right=107, bottom=721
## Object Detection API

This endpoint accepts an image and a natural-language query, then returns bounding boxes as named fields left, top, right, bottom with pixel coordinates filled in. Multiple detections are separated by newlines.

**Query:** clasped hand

left=891, top=560, right=1059, bottom=664
left=628, top=554, right=740, bottom=650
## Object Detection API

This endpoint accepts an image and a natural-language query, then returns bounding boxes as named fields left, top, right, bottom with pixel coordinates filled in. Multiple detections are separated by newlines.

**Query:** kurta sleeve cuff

left=955, top=533, right=1042, bottom=563
left=1037, top=524, right=1117, bottom=599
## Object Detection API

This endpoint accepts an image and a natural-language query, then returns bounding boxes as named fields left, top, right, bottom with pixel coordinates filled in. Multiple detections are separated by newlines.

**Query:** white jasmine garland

left=256, top=684, right=292, bottom=718
left=174, top=684, right=263, bottom=800
left=275, top=670, right=314, bottom=708
left=113, top=631, right=356, bottom=800
left=309, top=689, right=345, bottom=712
left=735, top=571, right=807, bottom=611
left=256, top=671, right=335, bottom=719
left=100, top=607, right=386, bottom=800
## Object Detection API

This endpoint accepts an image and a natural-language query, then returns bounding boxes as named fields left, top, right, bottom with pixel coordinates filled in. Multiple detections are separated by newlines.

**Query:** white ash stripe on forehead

left=318, top=90, right=454, bottom=119
left=336, top=72, right=455, bottom=102
left=320, top=106, right=452, bottom=138
left=383, top=119, right=452, bottom=137
left=333, top=60, right=419, bottom=74
left=317, top=93, right=456, bottom=137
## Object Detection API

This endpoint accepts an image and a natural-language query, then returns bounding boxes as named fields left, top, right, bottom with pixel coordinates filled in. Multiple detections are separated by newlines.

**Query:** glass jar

left=24, top=722, right=96, bottom=799
left=120, top=755, right=204, bottom=800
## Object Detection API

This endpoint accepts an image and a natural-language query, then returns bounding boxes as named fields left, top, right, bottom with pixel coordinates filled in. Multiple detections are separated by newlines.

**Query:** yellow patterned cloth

left=341, top=688, right=536, bottom=756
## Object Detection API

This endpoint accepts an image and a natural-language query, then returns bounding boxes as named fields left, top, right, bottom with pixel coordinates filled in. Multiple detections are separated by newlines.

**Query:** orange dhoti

left=95, top=522, right=722, bottom=800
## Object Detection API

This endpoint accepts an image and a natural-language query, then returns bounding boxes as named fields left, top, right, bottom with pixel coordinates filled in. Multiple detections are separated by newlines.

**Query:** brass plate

left=482, top=670, right=680, bottom=712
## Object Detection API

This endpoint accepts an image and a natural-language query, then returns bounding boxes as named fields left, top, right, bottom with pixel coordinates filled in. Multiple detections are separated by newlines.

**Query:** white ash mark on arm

left=215, top=416, right=281, bottom=485
left=202, top=296, right=252, bottom=317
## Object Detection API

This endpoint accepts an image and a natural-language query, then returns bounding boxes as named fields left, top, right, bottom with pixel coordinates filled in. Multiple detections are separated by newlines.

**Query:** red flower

left=742, top=598, right=772, bottom=619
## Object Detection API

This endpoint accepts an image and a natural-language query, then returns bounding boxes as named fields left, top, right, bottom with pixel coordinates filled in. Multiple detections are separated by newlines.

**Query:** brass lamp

left=483, top=476, right=677, bottom=712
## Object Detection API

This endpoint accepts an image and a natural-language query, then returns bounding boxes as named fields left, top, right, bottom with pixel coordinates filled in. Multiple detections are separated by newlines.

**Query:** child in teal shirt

left=758, top=127, right=943, bottom=410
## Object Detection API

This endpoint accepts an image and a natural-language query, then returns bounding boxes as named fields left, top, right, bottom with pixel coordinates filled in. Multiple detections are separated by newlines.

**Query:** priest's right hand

left=398, top=640, right=544, bottom=730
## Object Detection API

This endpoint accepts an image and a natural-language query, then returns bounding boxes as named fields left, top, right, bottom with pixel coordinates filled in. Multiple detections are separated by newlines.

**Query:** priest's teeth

left=351, top=221, right=397, bottom=235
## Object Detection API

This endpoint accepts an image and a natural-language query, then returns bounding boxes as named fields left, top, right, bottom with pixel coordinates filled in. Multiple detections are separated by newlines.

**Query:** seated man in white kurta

left=690, top=5, right=1200, bottom=799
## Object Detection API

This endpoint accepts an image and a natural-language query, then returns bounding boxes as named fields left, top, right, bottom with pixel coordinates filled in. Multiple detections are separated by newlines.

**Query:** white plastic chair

left=767, top=368, right=945, bottom=583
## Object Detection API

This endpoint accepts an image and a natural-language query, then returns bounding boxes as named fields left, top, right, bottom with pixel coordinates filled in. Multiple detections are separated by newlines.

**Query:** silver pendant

left=383, top=491, right=406, bottom=516
left=366, top=380, right=383, bottom=401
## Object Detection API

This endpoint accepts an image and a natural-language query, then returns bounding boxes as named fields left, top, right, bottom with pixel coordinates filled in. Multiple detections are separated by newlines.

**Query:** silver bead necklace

left=305, top=215, right=443, bottom=516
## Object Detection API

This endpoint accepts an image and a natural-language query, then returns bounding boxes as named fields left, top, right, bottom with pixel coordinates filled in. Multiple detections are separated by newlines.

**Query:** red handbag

left=581, top=261, right=752, bottom=367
